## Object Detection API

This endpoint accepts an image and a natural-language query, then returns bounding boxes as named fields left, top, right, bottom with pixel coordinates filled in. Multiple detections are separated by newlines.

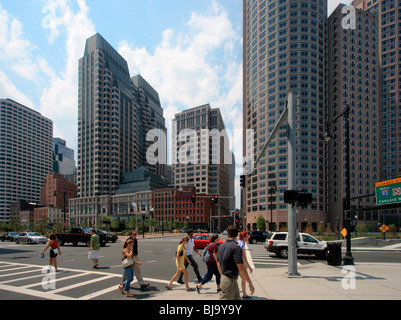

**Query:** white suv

left=265, top=232, right=327, bottom=259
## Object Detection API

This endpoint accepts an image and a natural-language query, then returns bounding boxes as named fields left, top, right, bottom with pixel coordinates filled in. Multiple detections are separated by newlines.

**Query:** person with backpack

left=196, top=234, right=221, bottom=294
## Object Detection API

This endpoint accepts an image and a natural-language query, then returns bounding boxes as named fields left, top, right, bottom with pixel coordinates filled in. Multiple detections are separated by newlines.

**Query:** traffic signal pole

left=286, top=92, right=301, bottom=277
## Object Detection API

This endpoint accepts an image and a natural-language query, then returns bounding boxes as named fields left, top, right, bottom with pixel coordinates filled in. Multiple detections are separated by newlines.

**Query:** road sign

left=379, top=225, right=389, bottom=233
left=341, top=228, right=347, bottom=238
left=375, top=177, right=401, bottom=205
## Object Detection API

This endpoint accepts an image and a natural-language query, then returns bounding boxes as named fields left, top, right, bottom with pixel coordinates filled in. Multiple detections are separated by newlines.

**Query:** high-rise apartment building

left=352, top=0, right=400, bottom=181
left=132, top=75, right=167, bottom=178
left=73, top=33, right=166, bottom=227
left=327, top=4, right=381, bottom=227
left=0, top=99, right=53, bottom=222
left=243, top=0, right=328, bottom=231
left=78, top=33, right=138, bottom=198
left=172, top=104, right=234, bottom=218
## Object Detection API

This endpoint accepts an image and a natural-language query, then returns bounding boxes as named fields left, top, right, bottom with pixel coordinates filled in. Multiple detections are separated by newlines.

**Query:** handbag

left=122, top=257, right=133, bottom=268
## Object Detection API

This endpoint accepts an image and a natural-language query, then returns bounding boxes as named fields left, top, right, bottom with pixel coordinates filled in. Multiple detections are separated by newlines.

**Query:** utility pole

left=286, top=92, right=301, bottom=277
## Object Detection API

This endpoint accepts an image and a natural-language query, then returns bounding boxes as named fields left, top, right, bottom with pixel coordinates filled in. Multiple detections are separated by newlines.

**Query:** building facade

left=0, top=99, right=53, bottom=223
left=327, top=4, right=381, bottom=227
left=53, top=138, right=77, bottom=184
left=243, top=0, right=328, bottom=231
left=73, top=33, right=167, bottom=227
left=351, top=0, right=401, bottom=224
left=172, top=104, right=234, bottom=218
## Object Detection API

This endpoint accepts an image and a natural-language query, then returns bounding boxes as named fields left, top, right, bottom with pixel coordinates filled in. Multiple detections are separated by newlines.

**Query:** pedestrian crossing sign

left=341, top=228, right=347, bottom=238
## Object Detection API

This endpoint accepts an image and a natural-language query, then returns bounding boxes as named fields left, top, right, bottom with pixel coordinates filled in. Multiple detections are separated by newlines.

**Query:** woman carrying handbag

left=120, top=239, right=140, bottom=297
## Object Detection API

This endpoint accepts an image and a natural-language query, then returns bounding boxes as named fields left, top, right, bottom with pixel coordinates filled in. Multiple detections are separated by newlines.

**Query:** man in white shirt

left=177, top=229, right=203, bottom=284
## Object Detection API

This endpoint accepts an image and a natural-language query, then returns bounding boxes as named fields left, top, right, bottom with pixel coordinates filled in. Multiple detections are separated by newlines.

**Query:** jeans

left=123, top=267, right=134, bottom=291
left=200, top=264, right=220, bottom=286
left=178, top=254, right=202, bottom=282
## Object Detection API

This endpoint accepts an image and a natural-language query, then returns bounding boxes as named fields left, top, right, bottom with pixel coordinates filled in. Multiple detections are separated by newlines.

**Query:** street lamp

left=269, top=183, right=277, bottom=232
left=323, top=102, right=354, bottom=265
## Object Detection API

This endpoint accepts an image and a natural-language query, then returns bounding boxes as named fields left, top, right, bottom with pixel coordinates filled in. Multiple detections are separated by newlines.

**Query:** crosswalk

left=0, top=261, right=169, bottom=300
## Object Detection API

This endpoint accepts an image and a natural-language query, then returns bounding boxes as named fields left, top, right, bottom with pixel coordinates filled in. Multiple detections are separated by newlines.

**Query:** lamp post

left=323, top=103, right=354, bottom=265
left=269, top=183, right=277, bottom=232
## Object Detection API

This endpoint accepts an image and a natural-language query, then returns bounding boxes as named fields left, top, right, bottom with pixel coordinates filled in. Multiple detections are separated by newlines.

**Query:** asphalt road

left=0, top=235, right=400, bottom=300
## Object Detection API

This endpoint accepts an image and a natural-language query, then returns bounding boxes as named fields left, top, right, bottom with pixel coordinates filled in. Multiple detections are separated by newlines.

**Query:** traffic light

left=191, top=194, right=196, bottom=204
left=235, top=210, right=239, bottom=223
left=240, top=175, right=245, bottom=188
left=214, top=195, right=219, bottom=204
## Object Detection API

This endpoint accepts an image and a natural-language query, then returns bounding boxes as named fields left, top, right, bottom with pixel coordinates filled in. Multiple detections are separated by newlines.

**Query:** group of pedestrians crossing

left=41, top=226, right=254, bottom=300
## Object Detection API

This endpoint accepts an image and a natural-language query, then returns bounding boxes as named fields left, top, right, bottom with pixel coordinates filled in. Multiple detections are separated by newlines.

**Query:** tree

left=256, top=215, right=266, bottom=231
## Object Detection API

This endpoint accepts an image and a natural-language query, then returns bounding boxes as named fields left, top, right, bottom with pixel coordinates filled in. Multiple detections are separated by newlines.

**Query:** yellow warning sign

left=379, top=225, right=389, bottom=233
left=341, top=228, right=347, bottom=238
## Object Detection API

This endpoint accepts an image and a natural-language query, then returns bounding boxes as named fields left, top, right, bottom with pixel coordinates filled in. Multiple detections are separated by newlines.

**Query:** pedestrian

left=119, top=230, right=150, bottom=291
left=120, top=239, right=140, bottom=297
left=41, top=233, right=61, bottom=271
left=177, top=229, right=202, bottom=284
left=217, top=225, right=254, bottom=300
left=165, top=236, right=195, bottom=291
left=196, top=234, right=221, bottom=294
left=88, top=229, right=100, bottom=269
left=238, top=231, right=253, bottom=299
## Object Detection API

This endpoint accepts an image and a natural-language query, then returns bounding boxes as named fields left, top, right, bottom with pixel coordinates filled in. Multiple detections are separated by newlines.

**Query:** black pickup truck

left=55, top=227, right=107, bottom=247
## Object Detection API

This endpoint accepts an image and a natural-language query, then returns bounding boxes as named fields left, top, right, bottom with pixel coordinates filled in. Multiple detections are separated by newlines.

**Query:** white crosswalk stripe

left=0, top=261, right=170, bottom=300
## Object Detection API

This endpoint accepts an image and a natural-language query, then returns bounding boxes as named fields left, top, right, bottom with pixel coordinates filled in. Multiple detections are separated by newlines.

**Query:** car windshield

left=10, top=232, right=18, bottom=235
left=27, top=233, right=42, bottom=237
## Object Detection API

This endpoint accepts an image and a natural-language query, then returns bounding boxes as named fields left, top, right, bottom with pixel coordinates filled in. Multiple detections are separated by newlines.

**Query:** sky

left=0, top=0, right=352, bottom=207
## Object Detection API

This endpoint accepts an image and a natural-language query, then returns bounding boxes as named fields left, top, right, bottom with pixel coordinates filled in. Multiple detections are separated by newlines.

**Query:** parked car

left=265, top=232, right=327, bottom=259
left=0, top=232, right=19, bottom=242
left=249, top=230, right=270, bottom=244
left=193, top=233, right=224, bottom=249
left=98, top=230, right=118, bottom=243
left=14, top=232, right=47, bottom=245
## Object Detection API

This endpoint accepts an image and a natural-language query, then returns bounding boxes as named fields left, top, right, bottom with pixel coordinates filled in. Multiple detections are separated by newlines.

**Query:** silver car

left=14, top=232, right=47, bottom=244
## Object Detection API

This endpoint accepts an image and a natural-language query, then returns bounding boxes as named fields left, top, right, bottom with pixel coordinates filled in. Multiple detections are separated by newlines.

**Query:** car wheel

left=15, top=239, right=19, bottom=244
left=58, top=239, right=64, bottom=246
left=27, top=239, right=32, bottom=244
left=251, top=238, right=257, bottom=244
left=278, top=247, right=288, bottom=259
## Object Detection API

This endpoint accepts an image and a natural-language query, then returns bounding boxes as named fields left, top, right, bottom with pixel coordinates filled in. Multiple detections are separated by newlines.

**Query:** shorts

left=50, top=248, right=58, bottom=258
left=88, top=250, right=99, bottom=259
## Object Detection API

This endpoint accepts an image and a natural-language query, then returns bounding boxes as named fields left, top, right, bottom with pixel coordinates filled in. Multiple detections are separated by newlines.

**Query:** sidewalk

left=148, top=260, right=401, bottom=300
left=147, top=241, right=401, bottom=300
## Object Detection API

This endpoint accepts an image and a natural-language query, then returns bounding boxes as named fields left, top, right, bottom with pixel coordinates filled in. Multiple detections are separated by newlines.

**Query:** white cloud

left=39, top=0, right=96, bottom=152
left=118, top=0, right=243, bottom=173
left=0, top=70, right=34, bottom=107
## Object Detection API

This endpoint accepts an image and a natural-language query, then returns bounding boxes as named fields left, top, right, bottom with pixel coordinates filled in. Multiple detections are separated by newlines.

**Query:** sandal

left=126, top=294, right=134, bottom=297
left=165, top=285, right=172, bottom=290
left=186, top=288, right=195, bottom=291
left=119, top=284, right=124, bottom=294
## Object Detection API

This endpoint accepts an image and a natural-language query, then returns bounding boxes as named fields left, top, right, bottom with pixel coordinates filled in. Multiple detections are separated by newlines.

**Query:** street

left=0, top=235, right=400, bottom=300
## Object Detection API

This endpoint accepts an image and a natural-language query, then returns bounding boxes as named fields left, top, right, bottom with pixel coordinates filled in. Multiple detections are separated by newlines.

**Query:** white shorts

left=88, top=250, right=99, bottom=259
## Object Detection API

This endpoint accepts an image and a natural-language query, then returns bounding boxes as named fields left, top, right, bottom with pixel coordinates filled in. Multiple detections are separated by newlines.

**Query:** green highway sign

left=375, top=177, right=401, bottom=206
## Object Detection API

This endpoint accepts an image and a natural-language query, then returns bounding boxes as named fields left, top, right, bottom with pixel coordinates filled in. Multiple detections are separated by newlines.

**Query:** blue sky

left=0, top=0, right=350, bottom=205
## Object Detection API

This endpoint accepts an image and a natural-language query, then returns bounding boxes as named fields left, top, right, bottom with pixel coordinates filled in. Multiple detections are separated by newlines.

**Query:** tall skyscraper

left=0, top=99, right=53, bottom=222
left=172, top=104, right=234, bottom=218
left=327, top=4, right=381, bottom=227
left=78, top=33, right=138, bottom=198
left=131, top=74, right=167, bottom=178
left=243, top=0, right=328, bottom=231
left=73, top=33, right=166, bottom=227
left=352, top=0, right=400, bottom=182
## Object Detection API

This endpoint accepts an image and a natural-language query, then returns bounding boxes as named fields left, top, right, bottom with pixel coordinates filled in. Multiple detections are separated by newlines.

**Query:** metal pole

left=286, top=92, right=301, bottom=277
left=343, top=105, right=354, bottom=265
